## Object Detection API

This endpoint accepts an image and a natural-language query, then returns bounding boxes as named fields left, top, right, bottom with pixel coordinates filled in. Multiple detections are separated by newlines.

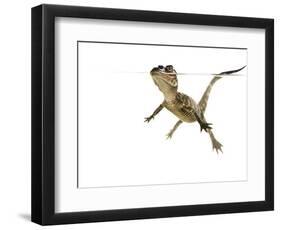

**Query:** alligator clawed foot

left=144, top=116, right=154, bottom=123
left=166, top=132, right=173, bottom=139
left=200, top=122, right=212, bottom=132
left=212, top=139, right=223, bottom=154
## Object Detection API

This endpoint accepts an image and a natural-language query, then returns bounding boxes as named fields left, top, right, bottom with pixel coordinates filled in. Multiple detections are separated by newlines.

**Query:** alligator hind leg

left=199, top=114, right=222, bottom=153
left=207, top=130, right=223, bottom=153
left=166, top=120, right=182, bottom=139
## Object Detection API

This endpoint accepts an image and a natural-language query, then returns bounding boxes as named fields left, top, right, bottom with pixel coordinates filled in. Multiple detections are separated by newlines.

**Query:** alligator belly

left=175, top=111, right=196, bottom=123
left=164, top=104, right=196, bottom=123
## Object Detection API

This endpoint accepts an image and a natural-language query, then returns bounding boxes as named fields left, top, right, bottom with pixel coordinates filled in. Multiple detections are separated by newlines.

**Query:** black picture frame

left=31, top=4, right=274, bottom=225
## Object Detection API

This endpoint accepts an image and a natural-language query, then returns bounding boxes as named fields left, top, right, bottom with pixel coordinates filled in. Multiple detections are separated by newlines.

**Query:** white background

left=78, top=42, right=248, bottom=188
left=0, top=0, right=279, bottom=229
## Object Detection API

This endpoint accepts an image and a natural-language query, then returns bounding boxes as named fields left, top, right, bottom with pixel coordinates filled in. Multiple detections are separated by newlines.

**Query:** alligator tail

left=199, top=66, right=246, bottom=113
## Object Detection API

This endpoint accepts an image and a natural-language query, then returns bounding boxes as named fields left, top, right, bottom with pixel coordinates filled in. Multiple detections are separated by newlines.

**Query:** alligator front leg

left=166, top=120, right=183, bottom=139
left=144, top=104, right=164, bottom=123
left=194, top=112, right=212, bottom=132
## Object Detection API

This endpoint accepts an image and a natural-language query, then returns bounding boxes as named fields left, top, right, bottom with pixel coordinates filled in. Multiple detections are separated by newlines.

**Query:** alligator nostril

left=158, top=65, right=164, bottom=69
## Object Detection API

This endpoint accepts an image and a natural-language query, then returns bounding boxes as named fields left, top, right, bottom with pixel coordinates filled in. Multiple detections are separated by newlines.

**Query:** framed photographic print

left=31, top=4, right=274, bottom=225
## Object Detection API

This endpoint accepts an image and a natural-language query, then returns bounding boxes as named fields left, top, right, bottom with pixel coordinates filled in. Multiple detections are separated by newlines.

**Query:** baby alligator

left=145, top=65, right=246, bottom=153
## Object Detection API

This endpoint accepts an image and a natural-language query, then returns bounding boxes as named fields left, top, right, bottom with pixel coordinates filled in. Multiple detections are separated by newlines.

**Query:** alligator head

left=150, top=65, right=178, bottom=101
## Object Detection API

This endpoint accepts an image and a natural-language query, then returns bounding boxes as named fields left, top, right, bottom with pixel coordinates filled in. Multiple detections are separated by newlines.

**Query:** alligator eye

left=158, top=65, right=164, bottom=69
left=165, top=65, right=174, bottom=72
